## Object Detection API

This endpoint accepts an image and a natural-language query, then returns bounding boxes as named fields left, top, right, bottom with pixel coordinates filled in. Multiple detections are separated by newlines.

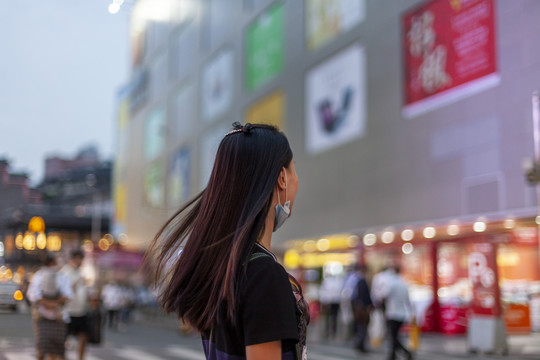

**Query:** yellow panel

left=246, top=92, right=285, bottom=130
left=114, top=183, right=127, bottom=222
left=118, top=98, right=130, bottom=127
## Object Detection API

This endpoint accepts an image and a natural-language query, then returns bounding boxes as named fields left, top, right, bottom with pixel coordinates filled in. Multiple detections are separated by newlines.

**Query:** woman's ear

left=276, top=167, right=287, bottom=190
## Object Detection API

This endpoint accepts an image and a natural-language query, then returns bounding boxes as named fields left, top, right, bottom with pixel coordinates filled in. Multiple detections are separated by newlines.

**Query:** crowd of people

left=24, top=251, right=416, bottom=360
left=25, top=250, right=152, bottom=360
left=318, top=264, right=416, bottom=360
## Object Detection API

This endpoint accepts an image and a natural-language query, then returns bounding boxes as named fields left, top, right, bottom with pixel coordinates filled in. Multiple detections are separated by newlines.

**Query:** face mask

left=273, top=172, right=291, bottom=232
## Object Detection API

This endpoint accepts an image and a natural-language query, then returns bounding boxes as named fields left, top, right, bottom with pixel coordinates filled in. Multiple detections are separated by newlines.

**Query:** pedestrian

left=319, top=269, right=344, bottom=339
left=147, top=122, right=309, bottom=360
left=350, top=264, right=372, bottom=353
left=60, top=249, right=89, bottom=360
left=119, top=282, right=136, bottom=329
left=28, top=253, right=73, bottom=360
left=381, top=265, right=414, bottom=360
left=371, top=266, right=394, bottom=311
left=340, top=265, right=361, bottom=340
left=101, top=281, right=123, bottom=331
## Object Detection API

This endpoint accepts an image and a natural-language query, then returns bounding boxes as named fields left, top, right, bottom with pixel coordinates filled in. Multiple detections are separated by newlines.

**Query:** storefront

left=283, top=218, right=540, bottom=335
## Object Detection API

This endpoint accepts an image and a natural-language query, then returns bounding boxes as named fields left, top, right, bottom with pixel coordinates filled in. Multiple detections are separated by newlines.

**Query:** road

left=1, top=310, right=539, bottom=360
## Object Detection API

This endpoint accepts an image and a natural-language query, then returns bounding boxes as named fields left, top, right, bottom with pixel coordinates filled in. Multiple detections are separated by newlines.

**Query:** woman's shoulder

left=242, top=248, right=289, bottom=288
left=246, top=248, right=286, bottom=273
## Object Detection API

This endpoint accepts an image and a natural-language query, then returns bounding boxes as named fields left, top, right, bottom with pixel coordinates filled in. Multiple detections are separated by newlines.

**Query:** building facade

left=115, top=0, right=540, bottom=333
left=0, top=148, right=111, bottom=273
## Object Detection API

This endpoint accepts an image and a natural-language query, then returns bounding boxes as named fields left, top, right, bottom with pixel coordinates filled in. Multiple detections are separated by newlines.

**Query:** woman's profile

left=147, top=122, right=309, bottom=360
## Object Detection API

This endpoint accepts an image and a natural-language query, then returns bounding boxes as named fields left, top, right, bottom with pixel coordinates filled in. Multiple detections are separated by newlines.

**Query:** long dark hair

left=146, top=122, right=293, bottom=332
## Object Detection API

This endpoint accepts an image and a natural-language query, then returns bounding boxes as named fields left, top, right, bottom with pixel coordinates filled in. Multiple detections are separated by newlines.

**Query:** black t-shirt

left=201, top=245, right=299, bottom=360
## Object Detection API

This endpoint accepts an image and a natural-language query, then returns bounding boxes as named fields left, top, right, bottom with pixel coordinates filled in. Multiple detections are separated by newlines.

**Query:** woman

left=148, top=122, right=309, bottom=360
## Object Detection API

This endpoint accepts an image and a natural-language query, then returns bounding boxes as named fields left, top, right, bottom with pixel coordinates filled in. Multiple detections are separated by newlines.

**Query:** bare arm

left=246, top=340, right=281, bottom=360
left=37, top=296, right=68, bottom=309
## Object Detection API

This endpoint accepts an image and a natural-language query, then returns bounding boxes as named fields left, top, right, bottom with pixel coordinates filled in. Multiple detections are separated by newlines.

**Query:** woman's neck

left=259, top=209, right=275, bottom=251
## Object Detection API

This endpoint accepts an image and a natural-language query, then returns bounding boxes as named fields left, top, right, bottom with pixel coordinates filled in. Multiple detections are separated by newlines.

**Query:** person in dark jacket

left=351, top=264, right=372, bottom=353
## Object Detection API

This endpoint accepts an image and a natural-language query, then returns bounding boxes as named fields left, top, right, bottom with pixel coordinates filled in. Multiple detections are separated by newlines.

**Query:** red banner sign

left=468, top=242, right=501, bottom=316
left=402, top=0, right=497, bottom=117
left=512, top=227, right=539, bottom=245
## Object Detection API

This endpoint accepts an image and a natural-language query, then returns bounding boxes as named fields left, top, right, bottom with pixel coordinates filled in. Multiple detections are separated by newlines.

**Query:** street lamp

left=27, top=216, right=45, bottom=251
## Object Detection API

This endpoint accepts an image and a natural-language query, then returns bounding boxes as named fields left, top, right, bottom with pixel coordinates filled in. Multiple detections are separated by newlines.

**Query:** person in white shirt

left=28, top=254, right=73, bottom=360
left=60, top=249, right=89, bottom=360
left=381, top=266, right=414, bottom=360
left=371, top=266, right=394, bottom=310
left=319, top=272, right=344, bottom=339
left=101, top=281, right=124, bottom=331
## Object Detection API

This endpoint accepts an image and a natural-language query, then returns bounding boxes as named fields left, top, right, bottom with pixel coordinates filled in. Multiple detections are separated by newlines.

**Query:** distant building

left=39, top=146, right=111, bottom=215
left=44, top=145, right=101, bottom=180
left=0, top=159, right=42, bottom=208
left=0, top=146, right=111, bottom=270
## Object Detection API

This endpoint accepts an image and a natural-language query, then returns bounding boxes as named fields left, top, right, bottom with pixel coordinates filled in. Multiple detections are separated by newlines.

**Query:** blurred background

left=2, top=0, right=540, bottom=359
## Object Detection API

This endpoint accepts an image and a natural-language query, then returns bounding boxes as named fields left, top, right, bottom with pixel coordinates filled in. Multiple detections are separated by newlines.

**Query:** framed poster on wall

left=144, top=107, right=166, bottom=160
left=170, top=83, right=196, bottom=143
left=305, top=0, right=366, bottom=50
left=202, top=49, right=234, bottom=121
left=168, top=146, right=191, bottom=208
left=144, top=161, right=165, bottom=208
left=305, top=43, right=366, bottom=155
left=245, top=2, right=285, bottom=91
left=200, top=124, right=228, bottom=189
left=402, top=0, right=498, bottom=118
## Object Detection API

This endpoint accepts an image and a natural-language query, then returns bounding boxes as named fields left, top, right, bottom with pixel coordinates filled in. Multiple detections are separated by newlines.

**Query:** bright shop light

left=98, top=238, right=110, bottom=251
left=118, top=233, right=129, bottom=246
left=108, top=0, right=124, bottom=14
left=316, top=238, right=330, bottom=251
left=108, top=3, right=120, bottom=14
left=381, top=231, right=395, bottom=244
left=15, top=233, right=23, bottom=250
left=284, top=249, right=300, bottom=269
left=423, top=227, right=436, bottom=239
left=82, top=240, right=94, bottom=253
left=447, top=224, right=459, bottom=236
left=402, top=243, right=414, bottom=254
left=347, top=235, right=359, bottom=247
left=36, top=233, right=47, bottom=250
left=324, top=261, right=344, bottom=276
left=536, top=215, right=540, bottom=225
left=13, top=290, right=23, bottom=301
left=23, top=233, right=36, bottom=251
left=104, top=233, right=114, bottom=245
left=473, top=221, right=486, bottom=232
left=401, top=229, right=414, bottom=241
left=503, top=218, right=515, bottom=229
left=303, top=240, right=316, bottom=252
left=46, top=235, right=62, bottom=252
left=363, top=233, right=376, bottom=246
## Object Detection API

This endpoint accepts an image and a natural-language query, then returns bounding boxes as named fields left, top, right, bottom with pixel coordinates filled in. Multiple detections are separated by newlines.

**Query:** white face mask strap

left=284, top=171, right=288, bottom=203
left=276, top=169, right=288, bottom=206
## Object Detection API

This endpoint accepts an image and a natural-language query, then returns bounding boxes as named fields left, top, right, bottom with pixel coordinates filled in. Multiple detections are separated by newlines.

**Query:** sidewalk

left=136, top=309, right=540, bottom=359
left=309, top=334, right=540, bottom=360
left=307, top=320, right=540, bottom=359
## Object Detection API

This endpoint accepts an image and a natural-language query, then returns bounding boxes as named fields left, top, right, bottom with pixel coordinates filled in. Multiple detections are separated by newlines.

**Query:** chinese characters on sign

left=403, top=0, right=498, bottom=117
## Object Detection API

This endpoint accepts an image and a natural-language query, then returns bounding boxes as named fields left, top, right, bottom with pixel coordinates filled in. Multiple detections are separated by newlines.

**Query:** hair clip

left=225, top=122, right=255, bottom=137
left=225, top=128, right=243, bottom=137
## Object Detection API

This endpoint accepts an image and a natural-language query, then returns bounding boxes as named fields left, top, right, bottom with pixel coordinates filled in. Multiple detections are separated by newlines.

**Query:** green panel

left=245, top=2, right=285, bottom=91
